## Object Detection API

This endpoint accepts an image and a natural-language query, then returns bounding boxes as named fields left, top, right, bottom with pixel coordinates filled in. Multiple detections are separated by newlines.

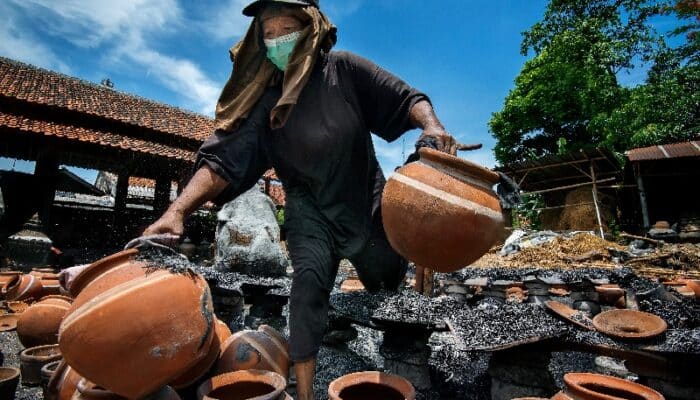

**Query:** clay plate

left=544, top=301, right=595, bottom=331
left=592, top=309, right=667, bottom=339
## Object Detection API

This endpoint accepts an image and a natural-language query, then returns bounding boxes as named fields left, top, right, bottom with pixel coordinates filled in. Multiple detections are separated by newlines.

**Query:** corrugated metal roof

left=626, top=141, right=700, bottom=162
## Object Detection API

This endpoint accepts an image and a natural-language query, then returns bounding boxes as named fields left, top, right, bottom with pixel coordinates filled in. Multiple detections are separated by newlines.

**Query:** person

left=143, top=0, right=455, bottom=398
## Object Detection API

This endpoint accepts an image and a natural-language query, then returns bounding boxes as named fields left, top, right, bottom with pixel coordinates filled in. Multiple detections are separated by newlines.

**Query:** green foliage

left=490, top=0, right=699, bottom=166
left=513, top=193, right=544, bottom=230
left=275, top=207, right=285, bottom=226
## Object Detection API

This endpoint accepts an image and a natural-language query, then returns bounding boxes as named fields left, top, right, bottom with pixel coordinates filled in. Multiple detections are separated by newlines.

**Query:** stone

left=215, top=188, right=289, bottom=277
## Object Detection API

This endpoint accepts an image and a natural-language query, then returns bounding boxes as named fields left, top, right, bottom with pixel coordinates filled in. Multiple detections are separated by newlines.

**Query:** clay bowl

left=382, top=147, right=504, bottom=272
left=197, top=370, right=289, bottom=400
left=592, top=309, right=667, bottom=340
left=67, top=248, right=146, bottom=298
left=0, top=314, right=19, bottom=332
left=552, top=372, right=664, bottom=400
left=17, top=297, right=71, bottom=347
left=328, top=371, right=415, bottom=400
left=6, top=301, right=29, bottom=314
left=216, top=324, right=289, bottom=379
left=59, top=269, right=214, bottom=399
left=595, top=285, right=626, bottom=308
left=20, top=344, right=62, bottom=386
left=544, top=301, right=595, bottom=331
left=0, top=367, right=21, bottom=400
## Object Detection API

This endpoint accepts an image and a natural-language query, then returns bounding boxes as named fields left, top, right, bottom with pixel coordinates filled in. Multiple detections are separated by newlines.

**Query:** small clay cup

left=0, top=367, right=21, bottom=400
left=20, top=344, right=62, bottom=386
left=328, top=371, right=415, bottom=400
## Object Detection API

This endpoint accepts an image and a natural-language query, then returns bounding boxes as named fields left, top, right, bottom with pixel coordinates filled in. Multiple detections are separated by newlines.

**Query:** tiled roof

left=0, top=110, right=195, bottom=162
left=0, top=57, right=215, bottom=142
left=626, top=141, right=700, bottom=162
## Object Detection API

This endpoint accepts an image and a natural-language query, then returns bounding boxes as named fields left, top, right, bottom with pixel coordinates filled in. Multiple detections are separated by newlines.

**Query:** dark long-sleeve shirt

left=196, top=51, right=428, bottom=258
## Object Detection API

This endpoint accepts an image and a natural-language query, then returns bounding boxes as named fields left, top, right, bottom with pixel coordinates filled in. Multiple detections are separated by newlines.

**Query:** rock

left=215, top=188, right=289, bottom=277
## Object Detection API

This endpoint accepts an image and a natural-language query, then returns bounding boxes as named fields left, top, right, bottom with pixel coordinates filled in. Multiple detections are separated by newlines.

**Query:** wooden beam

left=590, top=161, right=605, bottom=238
left=633, top=163, right=651, bottom=229
left=525, top=177, right=616, bottom=195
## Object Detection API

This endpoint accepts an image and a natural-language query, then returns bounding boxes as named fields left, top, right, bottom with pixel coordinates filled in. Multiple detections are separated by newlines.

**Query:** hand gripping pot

left=382, top=147, right=504, bottom=272
left=58, top=268, right=215, bottom=399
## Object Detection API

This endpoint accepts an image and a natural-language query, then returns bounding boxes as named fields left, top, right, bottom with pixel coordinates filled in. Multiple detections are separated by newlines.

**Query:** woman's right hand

left=143, top=210, right=185, bottom=237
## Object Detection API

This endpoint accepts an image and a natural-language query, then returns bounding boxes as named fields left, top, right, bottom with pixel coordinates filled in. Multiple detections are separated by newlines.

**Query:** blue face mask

left=264, top=31, right=301, bottom=71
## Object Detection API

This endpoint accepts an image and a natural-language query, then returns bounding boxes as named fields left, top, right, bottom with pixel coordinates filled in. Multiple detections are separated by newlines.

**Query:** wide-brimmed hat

left=242, top=0, right=319, bottom=17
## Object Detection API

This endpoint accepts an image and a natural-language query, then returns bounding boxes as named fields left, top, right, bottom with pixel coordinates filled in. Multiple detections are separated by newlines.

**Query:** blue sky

left=0, top=0, right=679, bottom=183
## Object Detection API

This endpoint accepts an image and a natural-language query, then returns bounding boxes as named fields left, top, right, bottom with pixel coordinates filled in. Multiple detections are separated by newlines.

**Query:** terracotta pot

left=169, top=318, right=231, bottom=389
left=381, top=147, right=504, bottom=272
left=685, top=279, right=700, bottom=298
left=4, top=274, right=43, bottom=302
left=20, top=344, right=62, bottom=386
left=59, top=269, right=215, bottom=399
left=17, top=297, right=71, bottom=347
left=41, top=279, right=63, bottom=297
left=1, top=271, right=22, bottom=297
left=328, top=371, right=415, bottom=400
left=0, top=313, right=19, bottom=331
left=595, top=285, right=626, bottom=308
left=551, top=372, right=663, bottom=400
left=6, top=300, right=29, bottom=314
left=0, top=367, right=20, bottom=400
left=197, top=370, right=289, bottom=400
left=41, top=360, right=62, bottom=398
left=67, top=248, right=147, bottom=299
left=46, top=360, right=83, bottom=400
left=592, top=309, right=667, bottom=340
left=216, top=324, right=289, bottom=379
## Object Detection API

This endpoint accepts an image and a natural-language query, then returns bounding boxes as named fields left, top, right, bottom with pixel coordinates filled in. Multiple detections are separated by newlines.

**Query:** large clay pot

left=551, top=372, right=664, bottom=400
left=20, top=344, right=62, bottom=386
left=0, top=367, right=20, bottom=400
left=46, top=360, right=83, bottom=400
left=382, top=147, right=504, bottom=272
left=328, top=371, right=415, bottom=400
left=197, top=370, right=290, bottom=400
left=59, top=269, right=215, bottom=399
left=41, top=279, right=63, bottom=297
left=1, top=271, right=22, bottom=297
left=169, top=318, right=231, bottom=389
left=216, top=324, right=289, bottom=379
left=67, top=248, right=146, bottom=299
left=4, top=274, right=43, bottom=302
left=17, top=297, right=71, bottom=347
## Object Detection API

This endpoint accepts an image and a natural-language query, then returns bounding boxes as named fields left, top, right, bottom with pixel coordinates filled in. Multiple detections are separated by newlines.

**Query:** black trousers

left=286, top=210, right=407, bottom=362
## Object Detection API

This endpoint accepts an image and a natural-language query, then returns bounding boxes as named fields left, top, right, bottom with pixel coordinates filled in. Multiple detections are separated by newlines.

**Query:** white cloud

left=202, top=0, right=251, bottom=42
left=0, top=2, right=71, bottom=73
left=4, top=0, right=220, bottom=114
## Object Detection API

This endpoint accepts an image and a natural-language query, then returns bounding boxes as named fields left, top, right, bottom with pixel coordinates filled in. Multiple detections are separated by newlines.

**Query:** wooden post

left=153, top=177, right=172, bottom=214
left=633, top=163, right=651, bottom=229
left=34, top=151, right=59, bottom=232
left=589, top=161, right=605, bottom=238
left=114, top=171, right=129, bottom=213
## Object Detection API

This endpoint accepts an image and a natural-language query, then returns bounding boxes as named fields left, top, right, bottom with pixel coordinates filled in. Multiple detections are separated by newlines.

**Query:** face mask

left=264, top=31, right=301, bottom=71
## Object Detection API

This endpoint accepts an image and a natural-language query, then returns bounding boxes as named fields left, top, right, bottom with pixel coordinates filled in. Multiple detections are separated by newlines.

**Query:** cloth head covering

left=214, top=5, right=336, bottom=131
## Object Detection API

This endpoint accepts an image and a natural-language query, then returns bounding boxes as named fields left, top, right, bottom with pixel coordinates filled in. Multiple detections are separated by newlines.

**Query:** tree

left=490, top=0, right=668, bottom=165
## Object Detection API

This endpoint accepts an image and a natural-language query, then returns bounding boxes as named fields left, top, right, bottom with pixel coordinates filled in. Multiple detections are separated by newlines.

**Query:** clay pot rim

left=563, top=372, right=663, bottom=400
left=0, top=366, right=20, bottom=381
left=38, top=295, right=73, bottom=303
left=0, top=313, right=19, bottom=331
left=69, top=248, right=140, bottom=297
left=197, top=370, right=287, bottom=400
left=592, top=309, right=667, bottom=339
left=6, top=300, right=29, bottom=313
left=417, top=147, right=501, bottom=185
left=328, top=371, right=415, bottom=400
left=41, top=359, right=62, bottom=375
left=20, top=344, right=62, bottom=360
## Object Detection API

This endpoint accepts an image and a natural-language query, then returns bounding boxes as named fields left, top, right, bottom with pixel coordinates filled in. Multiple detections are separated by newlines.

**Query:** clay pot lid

left=69, top=248, right=139, bottom=297
left=563, top=372, right=664, bottom=400
left=417, top=147, right=501, bottom=186
left=0, top=314, right=19, bottom=331
left=545, top=301, right=596, bottom=331
left=592, top=309, right=667, bottom=340
left=328, top=371, right=416, bottom=400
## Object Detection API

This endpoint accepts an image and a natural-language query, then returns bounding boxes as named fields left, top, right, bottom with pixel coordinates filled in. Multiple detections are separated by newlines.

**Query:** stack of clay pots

left=56, top=248, right=215, bottom=399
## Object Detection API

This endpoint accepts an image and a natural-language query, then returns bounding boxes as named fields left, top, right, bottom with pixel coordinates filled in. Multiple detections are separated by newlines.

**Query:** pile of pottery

left=515, top=372, right=664, bottom=400
left=1, top=268, right=65, bottom=303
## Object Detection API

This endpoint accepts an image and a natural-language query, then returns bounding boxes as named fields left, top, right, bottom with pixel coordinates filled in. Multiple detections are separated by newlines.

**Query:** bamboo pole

left=590, top=162, right=605, bottom=239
